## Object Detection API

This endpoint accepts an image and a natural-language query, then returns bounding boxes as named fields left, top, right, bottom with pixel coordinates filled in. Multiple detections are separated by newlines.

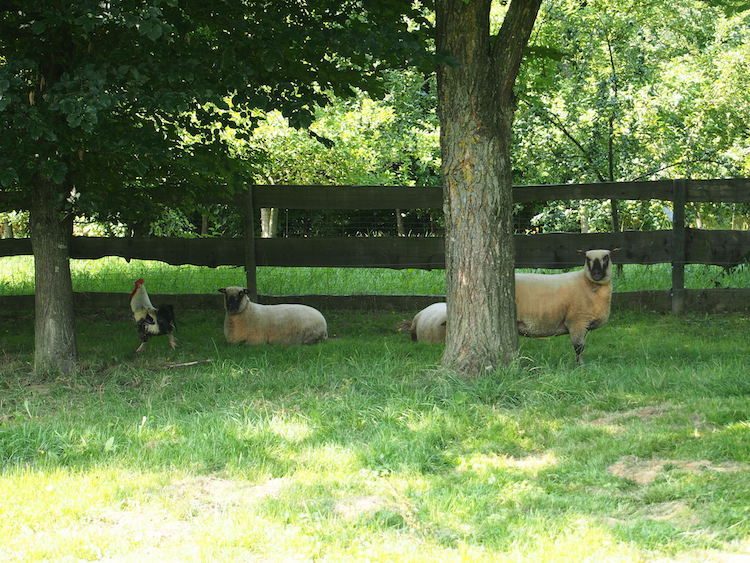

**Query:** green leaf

left=30, top=20, right=46, bottom=35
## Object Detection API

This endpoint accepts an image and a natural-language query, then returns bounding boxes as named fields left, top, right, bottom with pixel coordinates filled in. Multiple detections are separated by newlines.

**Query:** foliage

left=193, top=70, right=441, bottom=238
left=164, top=0, right=750, bottom=238
left=0, top=211, right=29, bottom=237
left=514, top=0, right=750, bottom=232
left=0, top=1, right=432, bottom=224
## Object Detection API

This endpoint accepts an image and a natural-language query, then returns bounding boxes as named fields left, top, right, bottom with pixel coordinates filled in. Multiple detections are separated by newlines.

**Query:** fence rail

left=3, top=178, right=750, bottom=213
left=1, top=229, right=747, bottom=269
left=2, top=178, right=749, bottom=312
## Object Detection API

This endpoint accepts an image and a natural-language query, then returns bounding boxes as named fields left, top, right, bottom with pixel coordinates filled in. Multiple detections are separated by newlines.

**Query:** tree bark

left=30, top=177, right=77, bottom=374
left=1, top=218, right=13, bottom=239
left=395, top=208, right=405, bottom=236
left=436, top=0, right=541, bottom=375
left=260, top=207, right=279, bottom=238
left=580, top=202, right=590, bottom=233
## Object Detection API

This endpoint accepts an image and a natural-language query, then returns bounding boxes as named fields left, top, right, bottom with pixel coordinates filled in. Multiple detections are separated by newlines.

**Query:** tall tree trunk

left=436, top=0, right=541, bottom=375
left=30, top=177, right=77, bottom=374
left=580, top=202, right=590, bottom=233
left=1, top=218, right=13, bottom=239
left=606, top=35, right=624, bottom=276
left=260, top=207, right=279, bottom=238
left=395, top=208, right=405, bottom=236
left=201, top=213, right=209, bottom=236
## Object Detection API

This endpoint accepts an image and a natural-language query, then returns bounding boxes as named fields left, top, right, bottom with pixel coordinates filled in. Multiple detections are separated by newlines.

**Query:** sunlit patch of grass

left=2, top=255, right=750, bottom=296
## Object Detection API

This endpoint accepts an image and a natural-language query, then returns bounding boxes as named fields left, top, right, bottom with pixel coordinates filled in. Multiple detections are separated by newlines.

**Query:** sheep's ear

left=218, top=288, right=226, bottom=294
left=610, top=247, right=620, bottom=254
left=242, top=288, right=251, bottom=296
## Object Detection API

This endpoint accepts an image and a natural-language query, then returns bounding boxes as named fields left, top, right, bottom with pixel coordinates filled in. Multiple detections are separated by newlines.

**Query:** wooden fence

left=1, top=178, right=749, bottom=313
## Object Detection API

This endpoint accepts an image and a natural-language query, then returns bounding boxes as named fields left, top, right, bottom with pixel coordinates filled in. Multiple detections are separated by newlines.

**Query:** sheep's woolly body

left=221, top=287, right=327, bottom=345
left=515, top=270, right=612, bottom=338
left=513, top=248, right=613, bottom=363
left=410, top=302, right=446, bottom=344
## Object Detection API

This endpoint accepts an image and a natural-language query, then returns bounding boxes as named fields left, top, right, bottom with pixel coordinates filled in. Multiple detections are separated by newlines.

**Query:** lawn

left=2, top=255, right=750, bottom=296
left=1, top=303, right=749, bottom=560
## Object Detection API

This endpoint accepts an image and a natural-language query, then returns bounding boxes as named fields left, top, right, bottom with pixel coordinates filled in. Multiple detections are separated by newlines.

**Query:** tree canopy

left=0, top=0, right=431, bottom=216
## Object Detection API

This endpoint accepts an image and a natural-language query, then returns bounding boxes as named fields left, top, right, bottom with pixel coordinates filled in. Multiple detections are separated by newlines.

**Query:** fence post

left=241, top=181, right=258, bottom=301
left=671, top=178, right=687, bottom=314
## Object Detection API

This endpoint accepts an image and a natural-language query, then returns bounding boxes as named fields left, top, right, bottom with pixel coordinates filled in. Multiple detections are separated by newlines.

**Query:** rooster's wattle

left=129, top=278, right=176, bottom=352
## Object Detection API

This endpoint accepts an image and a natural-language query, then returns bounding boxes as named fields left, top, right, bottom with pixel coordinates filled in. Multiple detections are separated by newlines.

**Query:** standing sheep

left=515, top=249, right=613, bottom=364
left=219, top=287, right=328, bottom=345
left=406, top=249, right=613, bottom=364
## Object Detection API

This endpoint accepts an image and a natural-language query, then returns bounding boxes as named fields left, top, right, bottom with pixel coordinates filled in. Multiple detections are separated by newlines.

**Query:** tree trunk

left=436, top=0, right=541, bottom=375
left=1, top=218, right=13, bottom=239
left=200, top=213, right=209, bottom=236
left=129, top=220, right=149, bottom=238
left=395, top=208, right=405, bottom=236
left=30, top=177, right=77, bottom=374
left=580, top=202, right=589, bottom=233
left=260, top=207, right=279, bottom=238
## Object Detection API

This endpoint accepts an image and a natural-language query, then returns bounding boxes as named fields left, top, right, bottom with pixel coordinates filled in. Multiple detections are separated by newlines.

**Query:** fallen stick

left=164, top=359, right=213, bottom=369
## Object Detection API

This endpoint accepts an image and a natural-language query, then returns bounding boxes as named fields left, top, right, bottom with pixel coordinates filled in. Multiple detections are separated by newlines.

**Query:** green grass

left=1, top=306, right=749, bottom=560
left=1, top=255, right=749, bottom=296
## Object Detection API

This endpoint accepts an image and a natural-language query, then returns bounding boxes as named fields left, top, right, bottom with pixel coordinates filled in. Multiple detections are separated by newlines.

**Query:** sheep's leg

left=136, top=341, right=147, bottom=353
left=567, top=325, right=588, bottom=365
left=168, top=334, right=177, bottom=349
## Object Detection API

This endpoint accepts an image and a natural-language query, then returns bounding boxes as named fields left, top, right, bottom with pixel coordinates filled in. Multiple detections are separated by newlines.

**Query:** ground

left=1, top=308, right=749, bottom=561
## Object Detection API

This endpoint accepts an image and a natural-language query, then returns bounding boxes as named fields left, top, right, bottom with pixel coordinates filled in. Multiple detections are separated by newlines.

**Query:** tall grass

left=1, top=255, right=748, bottom=296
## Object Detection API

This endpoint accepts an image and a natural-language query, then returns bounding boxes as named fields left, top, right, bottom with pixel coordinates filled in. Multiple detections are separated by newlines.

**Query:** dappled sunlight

left=0, top=467, right=167, bottom=560
left=293, top=444, right=360, bottom=473
left=456, top=451, right=558, bottom=477
left=516, top=516, right=643, bottom=562
left=267, top=417, right=314, bottom=443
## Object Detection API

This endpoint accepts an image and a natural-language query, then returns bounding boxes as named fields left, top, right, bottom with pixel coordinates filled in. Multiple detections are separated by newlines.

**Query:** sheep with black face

left=515, top=249, right=613, bottom=364
left=218, top=287, right=327, bottom=345
left=405, top=250, right=614, bottom=364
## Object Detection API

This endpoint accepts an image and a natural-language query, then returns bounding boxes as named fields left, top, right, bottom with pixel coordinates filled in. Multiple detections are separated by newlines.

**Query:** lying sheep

left=218, top=287, right=328, bottom=345
left=408, top=302, right=446, bottom=344
left=516, top=249, right=613, bottom=364
left=407, top=250, right=613, bottom=364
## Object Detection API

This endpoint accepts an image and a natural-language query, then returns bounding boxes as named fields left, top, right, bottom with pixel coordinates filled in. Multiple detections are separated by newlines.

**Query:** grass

left=1, top=255, right=750, bottom=296
left=1, top=303, right=750, bottom=560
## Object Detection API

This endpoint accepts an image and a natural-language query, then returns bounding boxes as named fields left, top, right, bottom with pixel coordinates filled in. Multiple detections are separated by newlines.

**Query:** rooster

left=130, top=278, right=177, bottom=352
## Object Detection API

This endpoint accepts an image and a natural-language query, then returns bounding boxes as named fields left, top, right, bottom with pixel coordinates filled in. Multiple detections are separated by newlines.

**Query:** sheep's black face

left=585, top=250, right=612, bottom=283
left=218, top=287, right=249, bottom=314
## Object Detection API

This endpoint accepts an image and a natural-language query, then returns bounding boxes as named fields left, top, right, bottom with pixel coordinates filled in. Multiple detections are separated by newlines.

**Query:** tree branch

left=491, top=0, right=543, bottom=101
left=631, top=157, right=726, bottom=181
left=520, top=99, right=607, bottom=182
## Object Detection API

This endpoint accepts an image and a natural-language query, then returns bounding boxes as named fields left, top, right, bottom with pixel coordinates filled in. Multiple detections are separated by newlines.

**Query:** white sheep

left=218, top=287, right=328, bottom=345
left=515, top=249, right=613, bottom=364
left=407, top=250, right=613, bottom=364
left=408, top=302, right=447, bottom=343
